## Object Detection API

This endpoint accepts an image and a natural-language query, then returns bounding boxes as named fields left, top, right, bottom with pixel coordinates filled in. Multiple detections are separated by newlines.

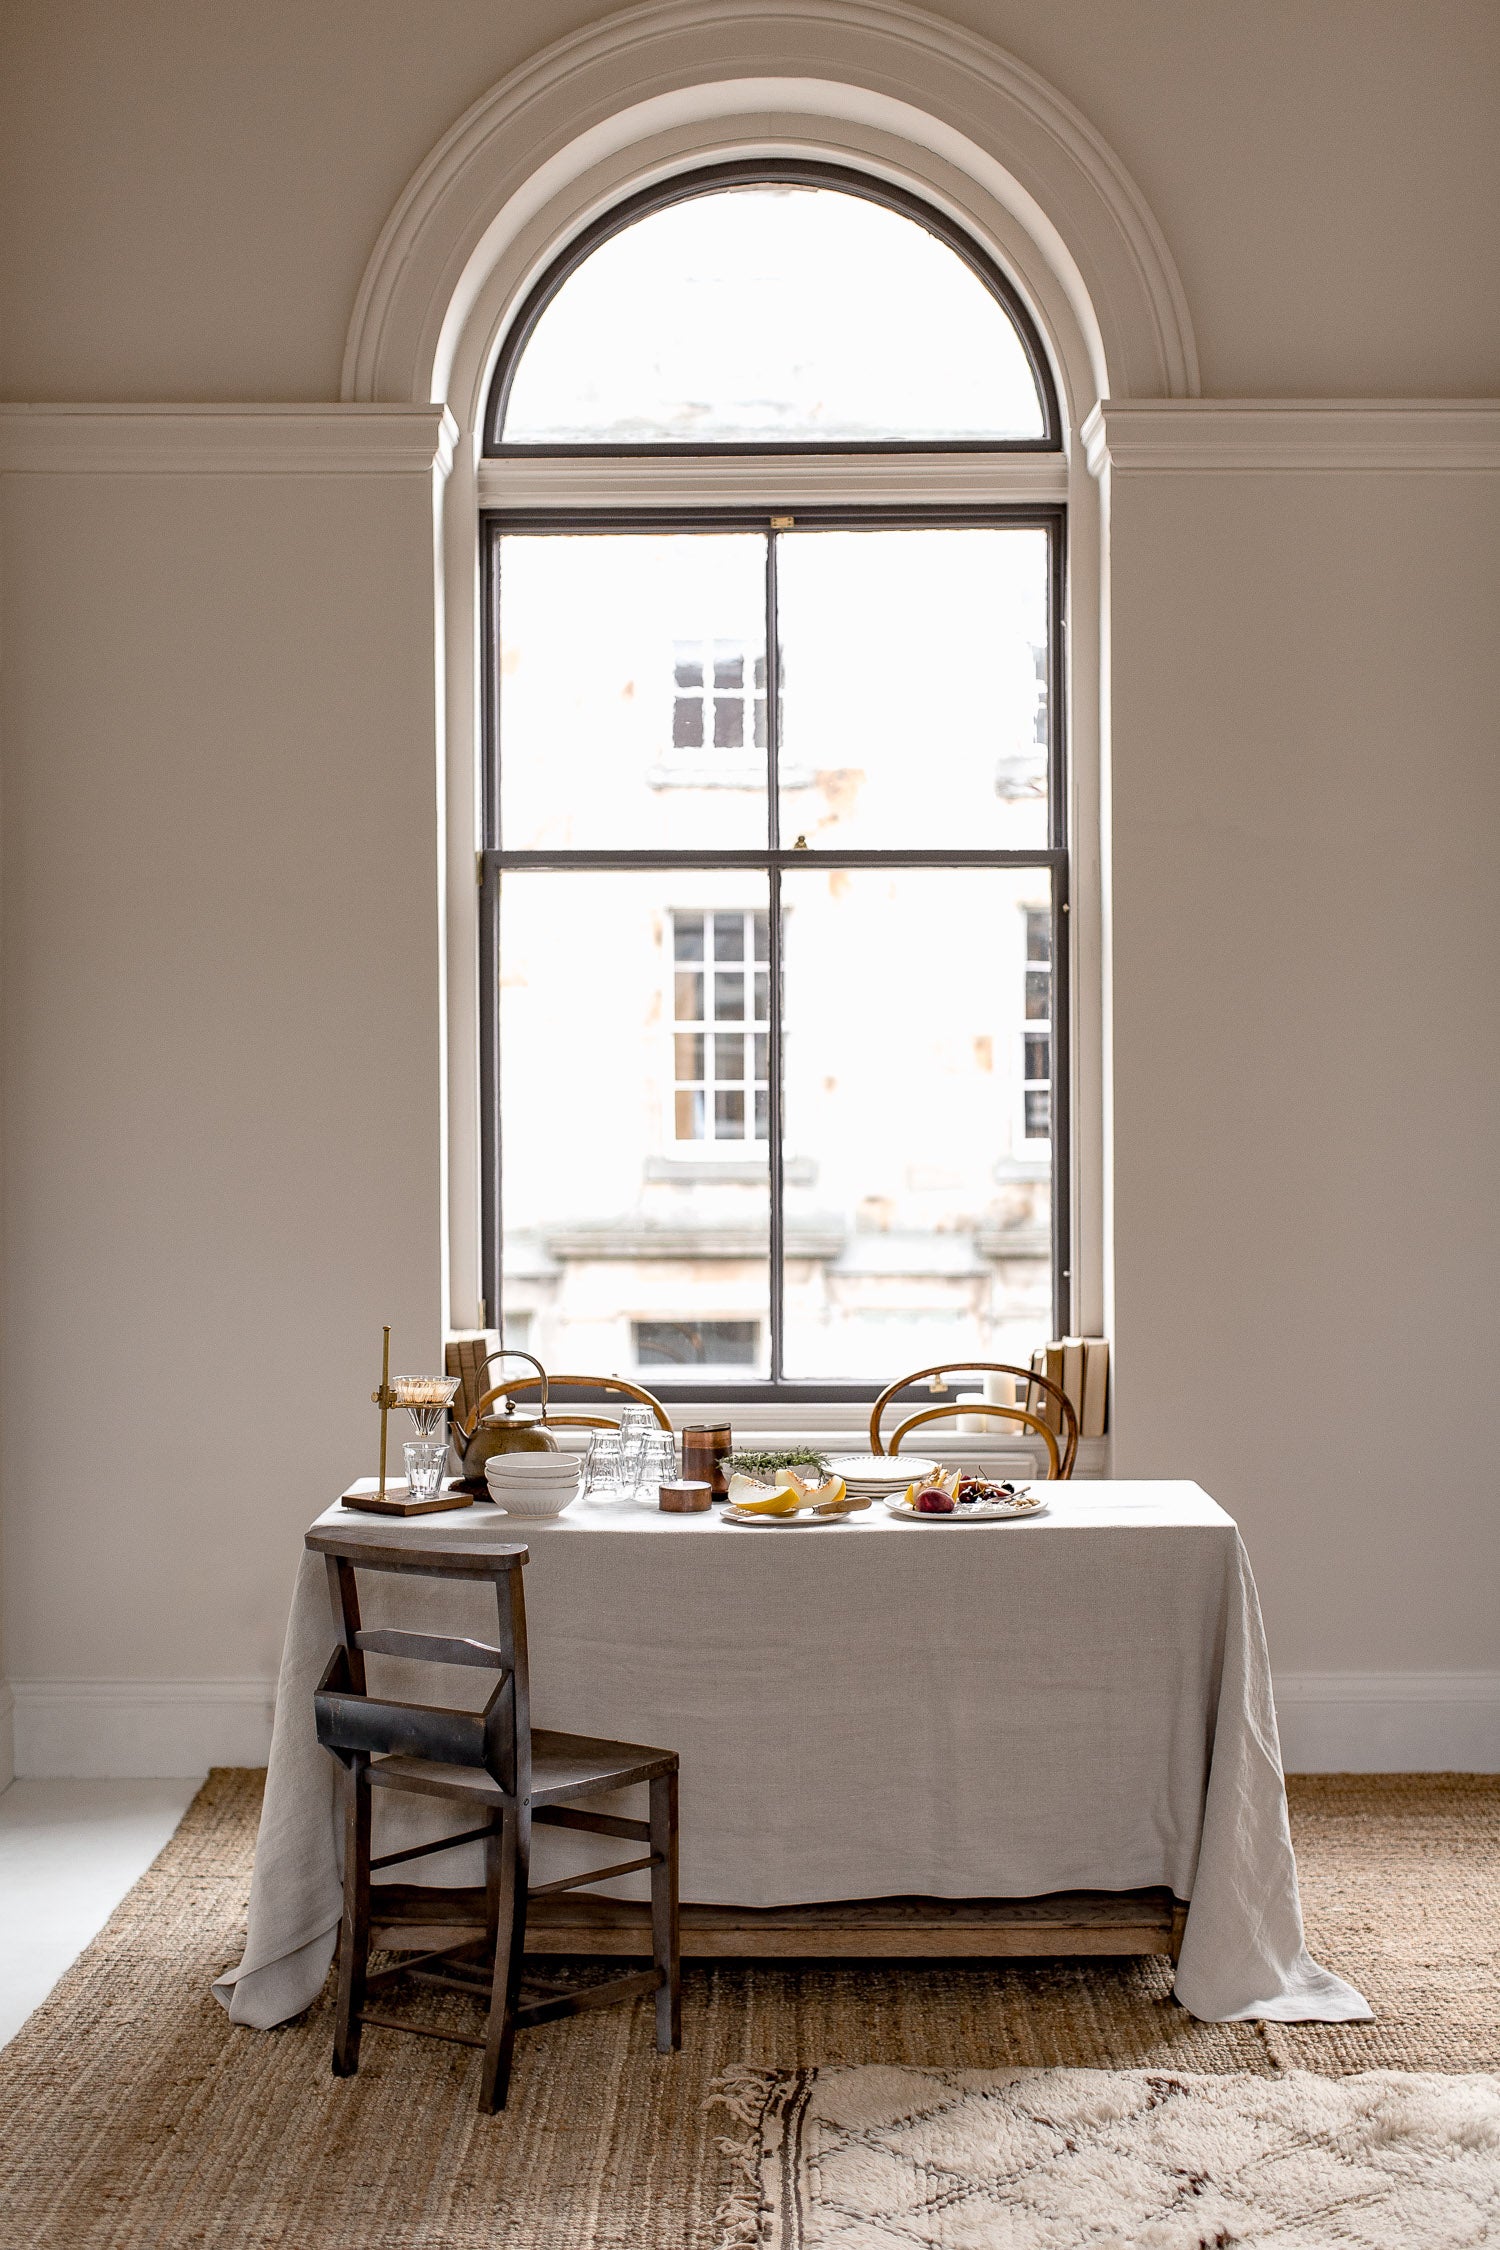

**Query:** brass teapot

left=450, top=1348, right=557, bottom=1491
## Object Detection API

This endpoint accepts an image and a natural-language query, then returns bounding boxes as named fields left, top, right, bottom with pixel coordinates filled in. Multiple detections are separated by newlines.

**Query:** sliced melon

left=728, top=1473, right=801, bottom=1515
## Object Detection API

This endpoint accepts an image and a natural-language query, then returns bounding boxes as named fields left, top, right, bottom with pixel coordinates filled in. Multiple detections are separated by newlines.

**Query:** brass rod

left=378, top=1324, right=391, bottom=1497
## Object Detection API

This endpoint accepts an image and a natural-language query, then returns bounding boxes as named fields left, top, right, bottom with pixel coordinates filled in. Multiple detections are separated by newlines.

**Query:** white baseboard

left=0, top=1682, right=14, bottom=1791
left=1274, top=1672, right=1500, bottom=1774
left=10, top=1678, right=275, bottom=1779
left=5, top=1670, right=1495, bottom=1778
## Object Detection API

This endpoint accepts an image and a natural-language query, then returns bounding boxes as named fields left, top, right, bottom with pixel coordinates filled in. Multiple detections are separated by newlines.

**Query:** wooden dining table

left=213, top=1479, right=1369, bottom=2030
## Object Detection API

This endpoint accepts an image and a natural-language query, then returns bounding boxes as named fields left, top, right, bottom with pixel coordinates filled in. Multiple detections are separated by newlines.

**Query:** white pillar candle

left=983, top=1371, right=1018, bottom=1409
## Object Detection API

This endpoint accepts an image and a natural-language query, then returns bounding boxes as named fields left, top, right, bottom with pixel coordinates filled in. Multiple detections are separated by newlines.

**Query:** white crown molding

left=0, top=403, right=458, bottom=477
left=479, top=450, right=1069, bottom=511
left=11, top=1678, right=275, bottom=1778
left=342, top=0, right=1198, bottom=408
left=1083, top=399, right=1500, bottom=477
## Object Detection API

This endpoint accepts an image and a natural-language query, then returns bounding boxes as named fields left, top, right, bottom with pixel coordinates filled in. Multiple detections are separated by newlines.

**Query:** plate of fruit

left=884, top=1469, right=1046, bottom=1522
left=722, top=1468, right=869, bottom=1525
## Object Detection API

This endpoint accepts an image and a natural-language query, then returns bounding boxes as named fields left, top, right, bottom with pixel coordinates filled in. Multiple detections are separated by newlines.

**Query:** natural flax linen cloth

left=214, top=1480, right=1368, bottom=2030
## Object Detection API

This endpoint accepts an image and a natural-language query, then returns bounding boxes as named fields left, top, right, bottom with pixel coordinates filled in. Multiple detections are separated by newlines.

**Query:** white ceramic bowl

left=485, top=1454, right=580, bottom=1480
left=485, top=1486, right=579, bottom=1519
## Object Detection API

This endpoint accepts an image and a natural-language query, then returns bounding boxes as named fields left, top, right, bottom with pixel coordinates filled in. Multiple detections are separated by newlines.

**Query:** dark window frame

left=479, top=504, right=1070, bottom=1407
left=483, top=158, right=1062, bottom=458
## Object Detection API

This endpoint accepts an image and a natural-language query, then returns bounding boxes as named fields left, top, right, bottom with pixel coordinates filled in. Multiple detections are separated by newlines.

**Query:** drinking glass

left=635, top=1430, right=677, bottom=1497
left=403, top=1440, right=449, bottom=1505
left=585, top=1433, right=626, bottom=1498
left=617, top=1404, right=656, bottom=1486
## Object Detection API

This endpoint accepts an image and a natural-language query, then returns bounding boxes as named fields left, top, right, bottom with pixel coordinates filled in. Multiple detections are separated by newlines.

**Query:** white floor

left=0, top=1777, right=201, bottom=2046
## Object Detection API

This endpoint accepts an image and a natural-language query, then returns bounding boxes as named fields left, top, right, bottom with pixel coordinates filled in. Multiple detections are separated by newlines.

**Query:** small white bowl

left=485, top=1452, right=580, bottom=1477
left=486, top=1486, right=579, bottom=1519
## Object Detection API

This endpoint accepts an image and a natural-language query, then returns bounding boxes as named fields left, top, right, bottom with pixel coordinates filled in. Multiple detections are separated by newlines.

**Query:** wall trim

left=11, top=1678, right=275, bottom=1779
left=1275, top=1672, right=1500, bottom=1776
left=0, top=1683, right=14, bottom=1793
left=6, top=1670, right=1494, bottom=1778
left=0, top=403, right=458, bottom=477
left=1083, top=398, right=1500, bottom=478
left=342, top=0, right=1198, bottom=407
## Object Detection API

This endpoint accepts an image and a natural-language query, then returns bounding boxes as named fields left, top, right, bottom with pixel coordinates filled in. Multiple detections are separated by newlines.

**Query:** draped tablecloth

left=214, top=1480, right=1368, bottom=2029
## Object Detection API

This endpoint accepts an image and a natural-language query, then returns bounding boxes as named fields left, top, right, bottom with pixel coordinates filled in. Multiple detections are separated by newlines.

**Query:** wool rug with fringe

left=710, top=2063, right=1500, bottom=2248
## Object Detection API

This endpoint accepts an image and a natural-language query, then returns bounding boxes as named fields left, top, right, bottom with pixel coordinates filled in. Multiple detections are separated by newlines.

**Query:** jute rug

left=0, top=1771, right=1492, bottom=2249
left=711, top=2064, right=1500, bottom=2248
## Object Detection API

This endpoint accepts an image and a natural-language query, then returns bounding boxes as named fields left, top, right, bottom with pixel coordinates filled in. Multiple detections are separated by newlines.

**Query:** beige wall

left=1108, top=465, right=1500, bottom=1673
left=0, top=3, right=1496, bottom=403
left=0, top=1, right=1495, bottom=1757
left=0, top=462, right=445, bottom=1685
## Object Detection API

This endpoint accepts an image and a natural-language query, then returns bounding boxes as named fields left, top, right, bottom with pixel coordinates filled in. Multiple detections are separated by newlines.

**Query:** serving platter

left=884, top=1493, right=1047, bottom=1523
left=723, top=1507, right=850, bottom=1528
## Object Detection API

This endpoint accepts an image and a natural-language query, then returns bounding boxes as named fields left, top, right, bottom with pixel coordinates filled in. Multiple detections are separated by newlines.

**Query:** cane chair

left=869, top=1361, right=1079, bottom=1479
left=307, top=1527, right=680, bottom=2112
left=469, top=1367, right=673, bottom=1436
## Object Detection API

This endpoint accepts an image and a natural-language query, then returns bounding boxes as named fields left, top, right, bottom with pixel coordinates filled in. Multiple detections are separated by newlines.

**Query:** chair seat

left=531, top=1728, right=676, bottom=1803
left=368, top=1727, right=675, bottom=1807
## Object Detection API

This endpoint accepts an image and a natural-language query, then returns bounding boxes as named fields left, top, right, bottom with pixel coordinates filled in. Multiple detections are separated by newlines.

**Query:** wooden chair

left=307, top=1527, right=680, bottom=2112
left=466, top=1366, right=673, bottom=1436
left=869, top=1361, right=1079, bottom=1479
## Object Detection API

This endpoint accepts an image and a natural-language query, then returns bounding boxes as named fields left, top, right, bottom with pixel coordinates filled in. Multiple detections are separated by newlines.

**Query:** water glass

left=585, top=1432, right=626, bottom=1497
left=403, top=1440, right=449, bottom=1505
left=617, top=1403, right=656, bottom=1477
left=635, top=1430, right=677, bottom=1496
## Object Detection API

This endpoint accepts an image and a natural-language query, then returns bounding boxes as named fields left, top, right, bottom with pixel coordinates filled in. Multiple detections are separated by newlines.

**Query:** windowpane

left=780, top=867, right=1052, bottom=1377
left=499, top=872, right=769, bottom=1378
left=500, top=185, right=1047, bottom=445
left=634, top=1320, right=760, bottom=1367
left=777, top=528, right=1050, bottom=849
left=496, top=533, right=768, bottom=849
left=712, top=913, right=745, bottom=962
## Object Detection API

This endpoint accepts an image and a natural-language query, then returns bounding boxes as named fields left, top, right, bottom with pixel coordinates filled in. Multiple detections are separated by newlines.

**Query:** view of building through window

left=484, top=175, right=1064, bottom=1392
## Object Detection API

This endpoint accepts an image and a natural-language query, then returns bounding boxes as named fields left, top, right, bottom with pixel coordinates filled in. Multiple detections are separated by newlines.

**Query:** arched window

left=486, top=165, right=1058, bottom=451
left=480, top=164, right=1068, bottom=1401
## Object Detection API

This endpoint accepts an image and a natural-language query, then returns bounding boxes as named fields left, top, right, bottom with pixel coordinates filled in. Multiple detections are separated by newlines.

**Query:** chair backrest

left=305, top=1529, right=532, bottom=1793
left=869, top=1362, right=1079, bottom=1479
left=468, top=1371, right=672, bottom=1434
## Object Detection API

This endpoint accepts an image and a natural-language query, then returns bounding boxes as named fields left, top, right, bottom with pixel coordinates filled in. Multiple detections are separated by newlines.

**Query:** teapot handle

left=456, top=1347, right=549, bottom=1437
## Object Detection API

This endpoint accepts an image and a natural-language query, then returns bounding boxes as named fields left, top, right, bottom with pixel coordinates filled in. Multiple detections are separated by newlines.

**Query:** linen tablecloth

left=214, top=1480, right=1368, bottom=2028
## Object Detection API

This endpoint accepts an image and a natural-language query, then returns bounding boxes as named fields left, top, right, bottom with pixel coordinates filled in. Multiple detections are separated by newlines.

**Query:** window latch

left=770, top=514, right=795, bottom=530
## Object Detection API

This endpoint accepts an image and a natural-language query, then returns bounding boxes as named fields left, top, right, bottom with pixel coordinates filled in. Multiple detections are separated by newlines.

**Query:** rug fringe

left=705, top=2070, right=782, bottom=2248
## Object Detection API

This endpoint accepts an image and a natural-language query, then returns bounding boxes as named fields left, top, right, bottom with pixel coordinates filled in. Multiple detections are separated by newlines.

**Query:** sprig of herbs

left=724, top=1446, right=829, bottom=1477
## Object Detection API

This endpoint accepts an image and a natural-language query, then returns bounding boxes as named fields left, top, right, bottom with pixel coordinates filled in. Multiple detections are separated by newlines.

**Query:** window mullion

left=766, top=530, right=785, bottom=1383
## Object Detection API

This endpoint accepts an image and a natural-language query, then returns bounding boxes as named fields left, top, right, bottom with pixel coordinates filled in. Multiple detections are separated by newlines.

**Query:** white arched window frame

left=340, top=3, right=1201, bottom=1398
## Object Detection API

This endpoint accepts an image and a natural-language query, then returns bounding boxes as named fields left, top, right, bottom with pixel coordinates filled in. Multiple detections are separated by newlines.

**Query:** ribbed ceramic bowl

left=484, top=1485, right=579, bottom=1518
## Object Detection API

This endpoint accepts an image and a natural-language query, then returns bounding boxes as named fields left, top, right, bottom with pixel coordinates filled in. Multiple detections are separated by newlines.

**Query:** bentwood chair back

left=466, top=1368, right=673, bottom=1436
left=307, top=1527, right=680, bottom=2112
left=869, top=1361, right=1079, bottom=1479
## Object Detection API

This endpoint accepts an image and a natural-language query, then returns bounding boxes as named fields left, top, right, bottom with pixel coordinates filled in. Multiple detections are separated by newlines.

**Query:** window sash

left=479, top=505, right=1069, bottom=1401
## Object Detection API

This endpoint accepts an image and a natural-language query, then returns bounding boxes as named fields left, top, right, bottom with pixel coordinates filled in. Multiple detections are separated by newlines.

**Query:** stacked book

left=1027, top=1337, right=1109, bottom=1438
left=444, top=1331, right=504, bottom=1426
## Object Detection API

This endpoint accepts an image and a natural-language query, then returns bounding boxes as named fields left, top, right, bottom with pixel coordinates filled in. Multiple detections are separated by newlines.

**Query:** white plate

left=884, top=1493, right=1047, bottom=1523
left=723, top=1507, right=850, bottom=1528
left=826, top=1454, right=937, bottom=1488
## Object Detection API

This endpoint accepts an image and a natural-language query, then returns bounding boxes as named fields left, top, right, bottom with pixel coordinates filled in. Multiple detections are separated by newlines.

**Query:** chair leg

left=332, top=1757, right=371, bottom=2077
left=478, top=1804, right=530, bottom=2112
left=649, top=1767, right=681, bottom=2054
